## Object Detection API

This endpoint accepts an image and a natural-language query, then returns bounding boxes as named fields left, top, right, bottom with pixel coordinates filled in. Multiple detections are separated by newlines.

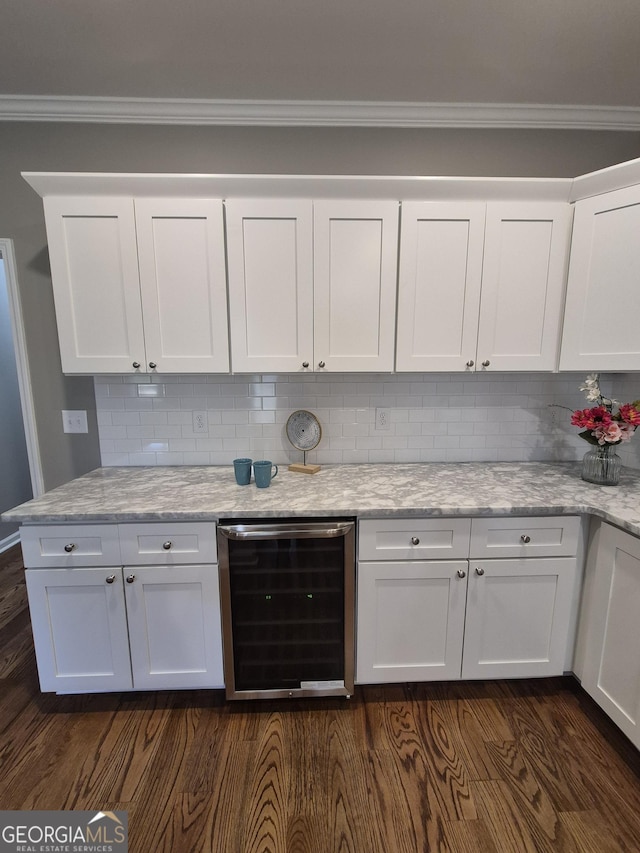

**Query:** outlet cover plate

left=192, top=411, right=208, bottom=434
left=62, top=410, right=88, bottom=434
left=375, top=408, right=390, bottom=431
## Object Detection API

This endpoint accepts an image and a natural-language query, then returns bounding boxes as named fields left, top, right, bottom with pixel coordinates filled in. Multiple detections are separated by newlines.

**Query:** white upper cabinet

left=313, top=201, right=399, bottom=372
left=477, top=203, right=571, bottom=371
left=134, top=199, right=229, bottom=373
left=226, top=199, right=399, bottom=373
left=560, top=184, right=640, bottom=371
left=396, top=201, right=571, bottom=372
left=44, top=196, right=146, bottom=374
left=43, top=196, right=229, bottom=374
left=225, top=199, right=314, bottom=373
left=396, top=202, right=486, bottom=372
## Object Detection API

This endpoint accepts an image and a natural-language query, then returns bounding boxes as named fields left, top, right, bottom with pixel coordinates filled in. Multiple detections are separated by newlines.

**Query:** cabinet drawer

left=21, top=524, right=121, bottom=568
left=118, top=522, right=217, bottom=565
left=470, top=516, right=580, bottom=558
left=358, top=518, right=471, bottom=561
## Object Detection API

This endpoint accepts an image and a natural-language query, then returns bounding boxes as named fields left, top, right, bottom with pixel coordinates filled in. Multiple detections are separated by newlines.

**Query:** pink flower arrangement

left=571, top=375, right=640, bottom=446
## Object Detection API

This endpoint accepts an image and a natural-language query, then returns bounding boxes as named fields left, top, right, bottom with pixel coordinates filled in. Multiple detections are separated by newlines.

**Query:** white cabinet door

left=356, top=560, right=468, bottom=683
left=461, top=557, right=577, bottom=679
left=560, top=185, right=640, bottom=371
left=477, top=203, right=571, bottom=371
left=134, top=199, right=229, bottom=373
left=124, top=564, right=224, bottom=690
left=579, top=524, right=640, bottom=749
left=313, top=201, right=399, bottom=372
left=43, top=196, right=146, bottom=374
left=396, top=202, right=486, bottom=371
left=25, top=567, right=133, bottom=693
left=225, top=199, right=314, bottom=372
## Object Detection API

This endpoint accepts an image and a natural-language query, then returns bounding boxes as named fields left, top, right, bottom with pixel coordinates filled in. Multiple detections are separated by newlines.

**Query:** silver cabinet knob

left=466, top=360, right=475, bottom=367
left=302, top=361, right=309, bottom=368
left=126, top=574, right=136, bottom=584
left=411, top=537, right=420, bottom=546
left=521, top=534, right=531, bottom=543
left=105, top=574, right=116, bottom=584
left=475, top=566, right=485, bottom=576
left=482, top=360, right=490, bottom=367
left=162, top=541, right=172, bottom=550
left=64, top=543, right=76, bottom=553
left=457, top=569, right=466, bottom=578
left=148, top=362, right=157, bottom=370
left=132, top=361, right=141, bottom=369
left=318, top=361, right=326, bottom=368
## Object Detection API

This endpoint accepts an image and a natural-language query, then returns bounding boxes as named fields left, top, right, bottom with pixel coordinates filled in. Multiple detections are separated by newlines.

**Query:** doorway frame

left=0, top=238, right=45, bottom=500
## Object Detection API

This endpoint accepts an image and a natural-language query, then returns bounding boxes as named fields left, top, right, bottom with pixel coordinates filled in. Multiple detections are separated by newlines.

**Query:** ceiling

left=2, top=0, right=640, bottom=127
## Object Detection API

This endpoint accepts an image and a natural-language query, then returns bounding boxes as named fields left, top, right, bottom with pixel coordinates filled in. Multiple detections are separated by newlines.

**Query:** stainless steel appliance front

left=217, top=519, right=355, bottom=700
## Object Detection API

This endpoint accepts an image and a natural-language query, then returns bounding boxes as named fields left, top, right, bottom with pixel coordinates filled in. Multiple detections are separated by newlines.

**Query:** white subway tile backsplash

left=137, top=384, right=165, bottom=397
left=94, top=371, right=637, bottom=469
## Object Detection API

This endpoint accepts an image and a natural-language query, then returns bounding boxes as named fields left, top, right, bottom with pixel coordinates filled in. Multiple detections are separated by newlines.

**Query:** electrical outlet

left=375, top=407, right=390, bottom=431
left=192, top=411, right=208, bottom=434
left=62, top=410, right=88, bottom=434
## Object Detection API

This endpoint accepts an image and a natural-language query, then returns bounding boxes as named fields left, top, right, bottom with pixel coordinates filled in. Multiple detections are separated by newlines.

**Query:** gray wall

left=1, top=121, right=639, bottom=492
left=0, top=257, right=33, bottom=537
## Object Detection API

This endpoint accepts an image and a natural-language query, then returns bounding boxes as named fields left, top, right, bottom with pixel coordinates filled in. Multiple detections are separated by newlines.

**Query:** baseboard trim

left=0, top=531, right=21, bottom=554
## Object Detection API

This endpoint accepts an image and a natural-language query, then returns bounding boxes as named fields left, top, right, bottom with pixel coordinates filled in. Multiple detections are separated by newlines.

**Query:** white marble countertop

left=4, top=462, right=640, bottom=537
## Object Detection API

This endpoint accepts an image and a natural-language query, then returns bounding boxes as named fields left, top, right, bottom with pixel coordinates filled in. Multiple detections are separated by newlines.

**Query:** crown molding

left=21, top=171, right=573, bottom=201
left=2, top=96, right=640, bottom=130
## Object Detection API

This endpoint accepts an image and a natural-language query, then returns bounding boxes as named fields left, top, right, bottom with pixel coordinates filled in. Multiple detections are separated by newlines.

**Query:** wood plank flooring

left=2, top=543, right=640, bottom=852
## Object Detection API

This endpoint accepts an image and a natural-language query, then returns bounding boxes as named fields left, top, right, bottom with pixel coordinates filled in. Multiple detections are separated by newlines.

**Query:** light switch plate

left=62, top=410, right=88, bottom=433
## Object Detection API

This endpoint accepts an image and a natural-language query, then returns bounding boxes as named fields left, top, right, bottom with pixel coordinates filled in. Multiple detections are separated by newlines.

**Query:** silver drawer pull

left=162, top=541, right=173, bottom=550
left=64, top=543, right=76, bottom=553
left=521, top=534, right=531, bottom=544
left=126, top=574, right=136, bottom=584
left=411, top=537, right=420, bottom=546
left=475, top=566, right=485, bottom=576
left=457, top=569, right=466, bottom=579
left=105, top=575, right=116, bottom=584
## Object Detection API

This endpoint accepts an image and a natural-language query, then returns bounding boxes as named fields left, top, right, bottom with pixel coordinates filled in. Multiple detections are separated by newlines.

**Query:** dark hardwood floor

left=2, top=542, right=640, bottom=852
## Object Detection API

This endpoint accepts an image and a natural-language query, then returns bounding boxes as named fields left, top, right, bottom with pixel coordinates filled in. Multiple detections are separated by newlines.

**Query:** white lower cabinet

left=25, top=567, right=133, bottom=693
left=357, top=516, right=580, bottom=684
left=461, top=557, right=577, bottom=679
left=125, top=564, right=223, bottom=690
left=356, top=560, right=468, bottom=682
left=21, top=523, right=224, bottom=694
left=577, top=522, right=640, bottom=749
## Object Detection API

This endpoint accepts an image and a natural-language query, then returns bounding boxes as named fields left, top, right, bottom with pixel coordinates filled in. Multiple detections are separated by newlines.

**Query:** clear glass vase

left=581, top=444, right=622, bottom=486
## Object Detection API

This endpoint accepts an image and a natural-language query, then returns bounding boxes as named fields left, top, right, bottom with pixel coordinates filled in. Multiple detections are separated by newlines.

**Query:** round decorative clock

left=286, top=410, right=322, bottom=473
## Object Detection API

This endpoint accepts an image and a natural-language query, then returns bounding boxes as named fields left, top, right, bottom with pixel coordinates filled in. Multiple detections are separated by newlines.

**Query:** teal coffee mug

left=253, top=460, right=278, bottom=488
left=233, top=458, right=253, bottom=486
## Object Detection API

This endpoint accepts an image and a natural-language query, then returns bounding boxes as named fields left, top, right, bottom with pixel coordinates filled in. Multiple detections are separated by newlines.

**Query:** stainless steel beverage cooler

left=217, top=519, right=355, bottom=700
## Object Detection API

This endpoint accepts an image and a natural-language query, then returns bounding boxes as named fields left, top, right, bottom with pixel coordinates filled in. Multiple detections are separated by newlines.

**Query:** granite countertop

left=3, top=462, right=640, bottom=537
